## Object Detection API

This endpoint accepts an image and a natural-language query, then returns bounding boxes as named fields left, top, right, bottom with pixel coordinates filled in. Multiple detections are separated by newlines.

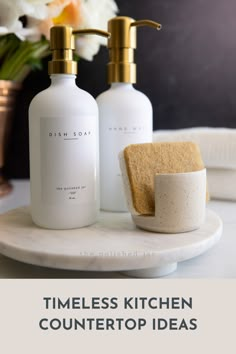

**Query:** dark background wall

left=6, top=0, right=236, bottom=178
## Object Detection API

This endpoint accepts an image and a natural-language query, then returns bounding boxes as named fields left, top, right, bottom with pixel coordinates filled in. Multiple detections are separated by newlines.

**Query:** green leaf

left=0, top=34, right=50, bottom=81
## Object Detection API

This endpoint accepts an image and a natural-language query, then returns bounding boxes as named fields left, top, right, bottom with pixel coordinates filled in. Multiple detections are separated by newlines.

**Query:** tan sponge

left=121, top=142, right=205, bottom=215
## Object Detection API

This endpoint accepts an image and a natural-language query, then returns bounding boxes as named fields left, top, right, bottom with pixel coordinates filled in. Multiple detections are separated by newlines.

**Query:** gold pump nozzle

left=48, top=25, right=110, bottom=75
left=107, top=17, right=162, bottom=84
left=131, top=20, right=162, bottom=30
left=72, top=28, right=110, bottom=38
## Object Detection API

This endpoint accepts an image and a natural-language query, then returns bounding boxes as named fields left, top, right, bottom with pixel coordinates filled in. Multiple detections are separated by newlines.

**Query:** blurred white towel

left=153, top=127, right=236, bottom=201
left=153, top=127, right=236, bottom=169
left=207, top=168, right=236, bottom=201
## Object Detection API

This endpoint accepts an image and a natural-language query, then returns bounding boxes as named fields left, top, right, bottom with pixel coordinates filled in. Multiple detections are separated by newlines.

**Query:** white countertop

left=0, top=180, right=235, bottom=278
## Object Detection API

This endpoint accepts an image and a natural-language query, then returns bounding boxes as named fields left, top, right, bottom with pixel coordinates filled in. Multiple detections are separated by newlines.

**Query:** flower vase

left=0, top=80, right=21, bottom=197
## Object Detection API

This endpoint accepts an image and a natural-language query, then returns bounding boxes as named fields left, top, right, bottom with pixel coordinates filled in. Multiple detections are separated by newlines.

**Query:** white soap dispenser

left=97, top=17, right=162, bottom=212
left=29, top=26, right=110, bottom=229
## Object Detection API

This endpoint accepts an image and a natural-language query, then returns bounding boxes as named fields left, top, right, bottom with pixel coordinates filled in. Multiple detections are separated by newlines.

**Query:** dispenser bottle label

left=102, top=121, right=152, bottom=179
left=40, top=116, right=97, bottom=205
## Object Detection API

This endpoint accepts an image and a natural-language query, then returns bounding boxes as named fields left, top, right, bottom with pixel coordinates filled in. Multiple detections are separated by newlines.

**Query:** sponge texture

left=123, top=142, right=205, bottom=215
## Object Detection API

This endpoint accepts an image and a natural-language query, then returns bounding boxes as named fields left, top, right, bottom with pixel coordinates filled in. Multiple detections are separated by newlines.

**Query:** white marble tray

left=0, top=207, right=222, bottom=278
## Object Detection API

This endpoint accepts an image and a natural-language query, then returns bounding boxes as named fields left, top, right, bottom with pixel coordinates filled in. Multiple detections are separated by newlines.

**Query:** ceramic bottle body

left=97, top=83, right=153, bottom=211
left=29, top=74, right=99, bottom=229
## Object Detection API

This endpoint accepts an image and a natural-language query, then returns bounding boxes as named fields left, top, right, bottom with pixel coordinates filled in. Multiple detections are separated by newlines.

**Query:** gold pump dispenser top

left=48, top=26, right=110, bottom=75
left=107, top=17, right=162, bottom=84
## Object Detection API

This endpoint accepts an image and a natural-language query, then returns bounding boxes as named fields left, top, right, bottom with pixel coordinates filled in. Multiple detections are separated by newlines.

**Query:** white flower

left=0, top=0, right=119, bottom=60
left=0, top=0, right=52, bottom=39
left=16, top=0, right=53, bottom=20
left=75, top=0, right=118, bottom=61
left=0, top=0, right=22, bottom=36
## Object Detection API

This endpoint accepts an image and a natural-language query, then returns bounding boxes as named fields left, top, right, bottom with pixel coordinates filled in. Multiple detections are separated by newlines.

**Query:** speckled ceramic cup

left=154, top=169, right=206, bottom=233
